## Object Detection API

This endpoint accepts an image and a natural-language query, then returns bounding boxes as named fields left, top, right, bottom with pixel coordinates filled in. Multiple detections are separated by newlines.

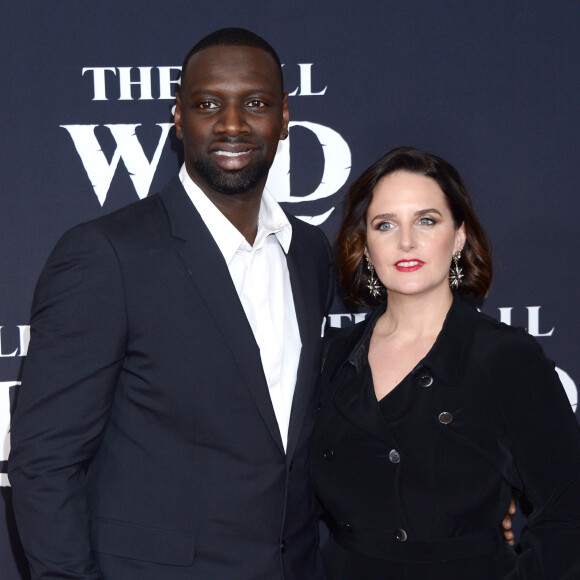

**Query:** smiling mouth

left=395, top=260, right=424, bottom=272
left=213, top=150, right=252, bottom=157
left=210, top=145, right=257, bottom=171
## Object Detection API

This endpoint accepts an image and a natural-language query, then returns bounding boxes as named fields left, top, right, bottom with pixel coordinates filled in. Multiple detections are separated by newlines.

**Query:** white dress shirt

left=179, top=165, right=301, bottom=451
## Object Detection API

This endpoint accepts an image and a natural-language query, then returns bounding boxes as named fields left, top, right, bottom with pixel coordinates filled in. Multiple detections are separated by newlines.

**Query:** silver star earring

left=449, top=250, right=464, bottom=289
left=366, top=256, right=383, bottom=297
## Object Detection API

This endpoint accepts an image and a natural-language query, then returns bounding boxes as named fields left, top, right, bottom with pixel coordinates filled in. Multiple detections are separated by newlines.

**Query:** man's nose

left=216, top=103, right=250, bottom=136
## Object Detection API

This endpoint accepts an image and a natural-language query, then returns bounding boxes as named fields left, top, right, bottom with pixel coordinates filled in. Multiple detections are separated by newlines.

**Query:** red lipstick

left=395, top=260, right=425, bottom=272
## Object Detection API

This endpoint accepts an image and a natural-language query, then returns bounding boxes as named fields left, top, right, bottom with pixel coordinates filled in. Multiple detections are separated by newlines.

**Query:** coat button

left=388, top=449, right=401, bottom=463
left=418, top=374, right=434, bottom=387
left=394, top=528, right=408, bottom=542
left=288, top=460, right=294, bottom=472
left=323, top=449, right=334, bottom=461
left=438, top=411, right=453, bottom=424
left=339, top=521, right=353, bottom=532
left=280, top=540, right=287, bottom=553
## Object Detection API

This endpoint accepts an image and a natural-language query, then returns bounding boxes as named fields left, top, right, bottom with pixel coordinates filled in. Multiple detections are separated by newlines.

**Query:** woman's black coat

left=311, top=296, right=580, bottom=579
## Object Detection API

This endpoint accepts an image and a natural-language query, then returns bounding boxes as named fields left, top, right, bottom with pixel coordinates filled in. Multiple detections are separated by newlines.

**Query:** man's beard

left=192, top=151, right=272, bottom=196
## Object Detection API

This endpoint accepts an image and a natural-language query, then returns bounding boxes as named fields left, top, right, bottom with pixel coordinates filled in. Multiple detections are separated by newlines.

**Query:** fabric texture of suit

left=311, top=295, right=580, bottom=579
left=9, top=176, right=333, bottom=580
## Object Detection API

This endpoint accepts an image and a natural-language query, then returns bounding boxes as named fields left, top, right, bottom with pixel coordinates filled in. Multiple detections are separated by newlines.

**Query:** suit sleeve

left=491, top=331, right=580, bottom=579
left=9, top=223, right=127, bottom=579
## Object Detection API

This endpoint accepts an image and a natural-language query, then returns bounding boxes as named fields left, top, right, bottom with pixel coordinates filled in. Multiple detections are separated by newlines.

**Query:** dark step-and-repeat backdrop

left=2, top=2, right=578, bottom=577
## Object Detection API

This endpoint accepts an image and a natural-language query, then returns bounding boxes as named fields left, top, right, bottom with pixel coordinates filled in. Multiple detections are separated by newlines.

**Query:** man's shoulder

left=285, top=213, right=331, bottom=256
left=68, top=176, right=181, bottom=243
left=285, top=212, right=324, bottom=235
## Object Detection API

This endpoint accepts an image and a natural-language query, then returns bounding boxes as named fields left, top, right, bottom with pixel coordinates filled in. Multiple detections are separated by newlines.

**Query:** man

left=9, top=28, right=332, bottom=580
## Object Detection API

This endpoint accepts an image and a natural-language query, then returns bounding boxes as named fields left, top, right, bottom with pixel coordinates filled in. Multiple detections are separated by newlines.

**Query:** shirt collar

left=179, top=164, right=292, bottom=264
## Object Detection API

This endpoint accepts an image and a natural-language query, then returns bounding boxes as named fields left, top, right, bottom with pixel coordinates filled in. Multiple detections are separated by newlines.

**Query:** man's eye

left=247, top=100, right=266, bottom=109
left=198, top=101, right=218, bottom=110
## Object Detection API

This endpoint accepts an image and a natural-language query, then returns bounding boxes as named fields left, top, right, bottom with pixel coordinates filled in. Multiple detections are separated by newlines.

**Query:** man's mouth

left=210, top=145, right=257, bottom=171
left=213, top=150, right=252, bottom=157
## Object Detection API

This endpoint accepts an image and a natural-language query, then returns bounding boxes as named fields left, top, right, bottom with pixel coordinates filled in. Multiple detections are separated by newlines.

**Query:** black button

left=339, top=521, right=353, bottom=532
left=388, top=449, right=401, bottom=464
left=395, top=528, right=407, bottom=542
left=322, top=449, right=334, bottom=461
left=288, top=460, right=294, bottom=472
left=280, top=540, right=287, bottom=553
left=438, top=411, right=453, bottom=424
left=418, top=374, right=434, bottom=387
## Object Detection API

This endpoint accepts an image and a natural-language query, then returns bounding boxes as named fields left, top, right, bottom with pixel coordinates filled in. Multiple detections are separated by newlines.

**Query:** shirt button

left=323, top=449, right=334, bottom=461
left=438, top=411, right=453, bottom=424
left=395, top=528, right=408, bottom=542
left=280, top=540, right=287, bottom=553
left=388, top=449, right=401, bottom=463
left=418, top=374, right=434, bottom=387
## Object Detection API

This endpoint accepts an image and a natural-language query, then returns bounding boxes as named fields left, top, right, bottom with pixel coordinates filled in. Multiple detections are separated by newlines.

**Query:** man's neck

left=206, top=189, right=262, bottom=245
left=192, top=175, right=265, bottom=246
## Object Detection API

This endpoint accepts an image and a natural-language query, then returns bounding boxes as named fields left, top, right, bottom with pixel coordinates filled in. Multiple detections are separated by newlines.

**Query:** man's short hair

left=179, top=28, right=284, bottom=94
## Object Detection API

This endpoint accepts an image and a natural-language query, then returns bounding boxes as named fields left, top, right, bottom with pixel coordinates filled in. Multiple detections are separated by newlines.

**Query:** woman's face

left=365, top=171, right=466, bottom=300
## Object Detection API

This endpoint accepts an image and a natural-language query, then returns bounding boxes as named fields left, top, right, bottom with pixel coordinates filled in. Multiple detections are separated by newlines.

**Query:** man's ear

left=280, top=92, right=290, bottom=139
left=174, top=92, right=183, bottom=141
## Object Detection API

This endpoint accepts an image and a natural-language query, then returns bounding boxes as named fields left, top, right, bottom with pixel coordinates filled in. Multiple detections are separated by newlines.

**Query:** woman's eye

left=378, top=222, right=393, bottom=231
left=419, top=217, right=436, bottom=225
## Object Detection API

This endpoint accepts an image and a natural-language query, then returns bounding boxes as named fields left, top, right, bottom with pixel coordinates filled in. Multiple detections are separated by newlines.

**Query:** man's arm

left=502, top=497, right=516, bottom=546
left=493, top=332, right=580, bottom=578
left=9, top=224, right=127, bottom=579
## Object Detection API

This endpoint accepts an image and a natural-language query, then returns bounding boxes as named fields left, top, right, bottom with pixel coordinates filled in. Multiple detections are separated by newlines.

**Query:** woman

left=311, top=147, right=580, bottom=579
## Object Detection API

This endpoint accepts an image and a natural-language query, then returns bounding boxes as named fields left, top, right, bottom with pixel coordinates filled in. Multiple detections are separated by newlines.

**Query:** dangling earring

left=366, top=256, right=383, bottom=297
left=449, top=250, right=464, bottom=289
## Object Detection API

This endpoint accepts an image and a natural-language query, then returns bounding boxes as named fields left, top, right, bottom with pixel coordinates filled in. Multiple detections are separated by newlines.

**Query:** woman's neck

left=376, top=289, right=454, bottom=342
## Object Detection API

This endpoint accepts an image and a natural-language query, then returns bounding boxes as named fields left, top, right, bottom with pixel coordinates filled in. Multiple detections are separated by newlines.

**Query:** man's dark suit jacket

left=9, top=176, right=333, bottom=580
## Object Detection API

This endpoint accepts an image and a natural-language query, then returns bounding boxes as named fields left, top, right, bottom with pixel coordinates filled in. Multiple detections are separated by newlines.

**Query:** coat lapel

left=333, top=364, right=396, bottom=446
left=160, top=177, right=285, bottom=454
left=331, top=312, right=396, bottom=446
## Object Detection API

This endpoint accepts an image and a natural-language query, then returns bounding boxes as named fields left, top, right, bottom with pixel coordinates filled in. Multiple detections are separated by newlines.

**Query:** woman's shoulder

left=323, top=318, right=367, bottom=346
left=469, top=305, right=547, bottom=362
left=465, top=304, right=559, bottom=395
left=321, top=313, right=374, bottom=375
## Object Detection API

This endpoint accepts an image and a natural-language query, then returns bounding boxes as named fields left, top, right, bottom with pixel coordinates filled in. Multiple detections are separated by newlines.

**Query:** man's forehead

left=183, top=45, right=280, bottom=88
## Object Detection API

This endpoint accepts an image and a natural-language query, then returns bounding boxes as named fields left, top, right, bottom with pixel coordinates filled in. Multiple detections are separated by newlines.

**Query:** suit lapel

left=160, top=178, right=285, bottom=453
left=284, top=232, right=321, bottom=460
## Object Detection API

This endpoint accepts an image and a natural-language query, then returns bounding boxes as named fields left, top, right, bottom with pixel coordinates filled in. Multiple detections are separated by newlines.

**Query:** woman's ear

left=454, top=222, right=466, bottom=254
